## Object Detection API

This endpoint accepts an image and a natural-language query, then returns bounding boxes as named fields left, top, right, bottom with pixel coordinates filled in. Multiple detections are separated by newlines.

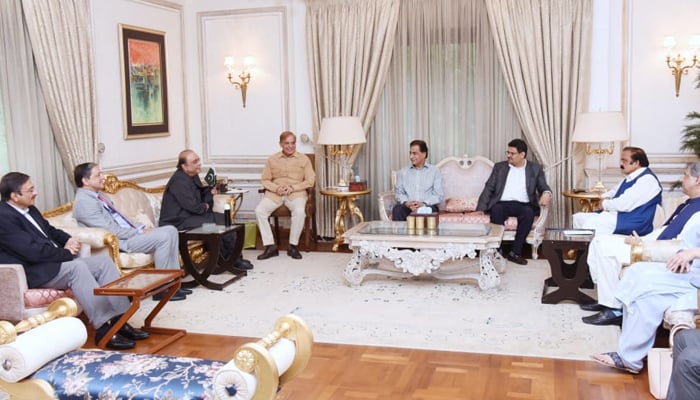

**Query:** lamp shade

left=571, top=112, right=628, bottom=143
left=318, top=117, right=366, bottom=145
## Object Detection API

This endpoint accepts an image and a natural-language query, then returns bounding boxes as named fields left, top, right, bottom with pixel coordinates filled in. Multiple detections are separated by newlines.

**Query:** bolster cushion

left=0, top=317, right=86, bottom=383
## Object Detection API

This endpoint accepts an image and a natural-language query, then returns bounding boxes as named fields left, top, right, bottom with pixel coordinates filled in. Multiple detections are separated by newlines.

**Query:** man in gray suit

left=72, top=163, right=188, bottom=301
left=477, top=139, right=552, bottom=265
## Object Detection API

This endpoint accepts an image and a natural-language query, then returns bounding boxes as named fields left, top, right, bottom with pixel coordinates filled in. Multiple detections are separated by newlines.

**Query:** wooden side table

left=320, top=188, right=372, bottom=251
left=563, top=191, right=602, bottom=213
left=541, top=229, right=595, bottom=304
left=93, top=269, right=185, bottom=353
left=178, top=224, right=246, bottom=290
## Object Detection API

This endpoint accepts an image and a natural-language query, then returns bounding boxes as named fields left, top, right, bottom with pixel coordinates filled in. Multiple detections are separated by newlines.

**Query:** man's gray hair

left=688, top=162, right=700, bottom=177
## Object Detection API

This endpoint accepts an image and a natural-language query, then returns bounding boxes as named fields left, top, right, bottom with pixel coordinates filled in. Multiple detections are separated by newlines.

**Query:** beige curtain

left=485, top=0, right=593, bottom=227
left=366, top=0, right=521, bottom=220
left=0, top=0, right=72, bottom=209
left=21, top=0, right=96, bottom=189
left=306, top=0, right=400, bottom=237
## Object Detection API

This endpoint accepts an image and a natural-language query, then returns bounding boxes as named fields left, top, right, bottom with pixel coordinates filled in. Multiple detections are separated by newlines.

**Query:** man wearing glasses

left=0, top=172, right=148, bottom=350
left=477, top=139, right=552, bottom=265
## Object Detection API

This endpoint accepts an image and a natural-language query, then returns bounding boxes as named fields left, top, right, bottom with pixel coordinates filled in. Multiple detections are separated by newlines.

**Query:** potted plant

left=680, top=70, right=700, bottom=156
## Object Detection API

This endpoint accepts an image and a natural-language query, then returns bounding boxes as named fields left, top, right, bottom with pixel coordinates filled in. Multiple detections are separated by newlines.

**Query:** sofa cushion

left=444, top=197, right=478, bottom=213
left=46, top=212, right=79, bottom=228
left=32, top=349, right=224, bottom=399
left=24, top=288, right=74, bottom=309
left=102, top=189, right=161, bottom=228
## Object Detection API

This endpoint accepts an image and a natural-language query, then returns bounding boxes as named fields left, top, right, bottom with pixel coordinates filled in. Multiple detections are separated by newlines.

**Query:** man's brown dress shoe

left=257, top=244, right=279, bottom=260
left=287, top=244, right=302, bottom=259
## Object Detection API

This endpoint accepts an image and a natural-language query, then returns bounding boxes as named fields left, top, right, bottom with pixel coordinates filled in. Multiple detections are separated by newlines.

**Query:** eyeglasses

left=17, top=187, right=37, bottom=195
left=505, top=151, right=520, bottom=156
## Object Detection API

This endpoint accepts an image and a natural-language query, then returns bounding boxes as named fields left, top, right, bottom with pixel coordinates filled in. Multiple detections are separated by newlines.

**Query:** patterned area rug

left=132, top=250, right=619, bottom=360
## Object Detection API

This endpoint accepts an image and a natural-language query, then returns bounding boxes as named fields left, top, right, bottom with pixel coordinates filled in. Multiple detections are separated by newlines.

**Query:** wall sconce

left=663, top=35, right=700, bottom=97
left=318, top=116, right=366, bottom=188
left=224, top=56, right=253, bottom=107
left=571, top=111, right=629, bottom=193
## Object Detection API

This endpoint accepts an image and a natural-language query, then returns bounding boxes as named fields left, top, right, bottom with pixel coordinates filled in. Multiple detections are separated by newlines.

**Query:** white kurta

left=586, top=213, right=700, bottom=308
left=572, top=168, right=661, bottom=235
left=613, top=225, right=700, bottom=370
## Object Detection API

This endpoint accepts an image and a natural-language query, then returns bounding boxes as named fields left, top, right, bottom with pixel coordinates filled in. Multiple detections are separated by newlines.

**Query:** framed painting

left=120, top=24, right=169, bottom=139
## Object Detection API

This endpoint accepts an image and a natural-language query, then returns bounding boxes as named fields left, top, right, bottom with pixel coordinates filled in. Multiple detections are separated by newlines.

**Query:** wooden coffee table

left=342, top=221, right=505, bottom=289
left=93, top=269, right=185, bottom=353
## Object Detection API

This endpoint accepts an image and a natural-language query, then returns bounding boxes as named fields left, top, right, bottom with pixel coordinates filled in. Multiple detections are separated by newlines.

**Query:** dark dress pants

left=488, top=201, right=534, bottom=256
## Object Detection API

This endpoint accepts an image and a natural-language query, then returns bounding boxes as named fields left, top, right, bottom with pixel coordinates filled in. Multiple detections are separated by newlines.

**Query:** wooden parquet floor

left=93, top=234, right=654, bottom=400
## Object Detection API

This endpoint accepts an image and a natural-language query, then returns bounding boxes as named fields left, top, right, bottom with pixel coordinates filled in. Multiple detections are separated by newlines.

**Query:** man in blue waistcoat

left=573, top=147, right=662, bottom=236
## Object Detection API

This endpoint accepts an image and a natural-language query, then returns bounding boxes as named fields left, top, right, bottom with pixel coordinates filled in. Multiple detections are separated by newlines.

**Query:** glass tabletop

left=357, top=222, right=492, bottom=237
left=185, top=224, right=239, bottom=234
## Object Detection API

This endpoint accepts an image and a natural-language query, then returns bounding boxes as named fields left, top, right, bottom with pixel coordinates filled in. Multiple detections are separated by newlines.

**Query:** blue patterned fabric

left=31, top=349, right=225, bottom=400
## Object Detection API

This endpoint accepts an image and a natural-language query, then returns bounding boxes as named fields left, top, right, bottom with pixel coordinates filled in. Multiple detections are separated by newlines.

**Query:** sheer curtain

left=485, top=0, right=593, bottom=227
left=22, top=0, right=96, bottom=184
left=306, top=0, right=400, bottom=237
left=0, top=0, right=71, bottom=209
left=365, top=0, right=521, bottom=220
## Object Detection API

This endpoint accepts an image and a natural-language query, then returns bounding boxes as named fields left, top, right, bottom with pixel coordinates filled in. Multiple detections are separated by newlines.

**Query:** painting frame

left=119, top=24, right=169, bottom=139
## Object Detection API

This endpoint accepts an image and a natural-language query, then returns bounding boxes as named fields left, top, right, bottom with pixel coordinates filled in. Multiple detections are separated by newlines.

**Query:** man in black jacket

left=160, top=150, right=253, bottom=270
left=0, top=172, right=148, bottom=349
left=477, top=139, right=552, bottom=265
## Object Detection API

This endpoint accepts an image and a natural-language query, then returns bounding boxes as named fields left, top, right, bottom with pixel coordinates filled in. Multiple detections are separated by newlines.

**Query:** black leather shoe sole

left=580, top=302, right=606, bottom=312
left=234, top=259, right=254, bottom=270
left=152, top=291, right=186, bottom=301
left=119, top=324, right=150, bottom=341
left=179, top=288, right=193, bottom=295
left=96, top=334, right=135, bottom=350
left=287, top=248, right=302, bottom=259
left=506, top=252, right=527, bottom=265
left=582, top=311, right=623, bottom=326
left=257, top=249, right=279, bottom=260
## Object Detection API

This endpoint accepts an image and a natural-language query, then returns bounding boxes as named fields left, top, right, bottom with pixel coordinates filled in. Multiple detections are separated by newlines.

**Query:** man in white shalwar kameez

left=582, top=162, right=700, bottom=326
left=573, top=147, right=661, bottom=236
left=591, top=224, right=700, bottom=374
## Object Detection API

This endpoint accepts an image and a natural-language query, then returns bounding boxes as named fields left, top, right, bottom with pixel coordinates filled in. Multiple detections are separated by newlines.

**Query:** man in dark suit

left=159, top=150, right=252, bottom=270
left=477, top=139, right=552, bottom=265
left=0, top=172, right=149, bottom=349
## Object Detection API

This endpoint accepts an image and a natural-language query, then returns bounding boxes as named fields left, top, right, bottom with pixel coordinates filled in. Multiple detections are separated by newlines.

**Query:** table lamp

left=571, top=111, right=629, bottom=193
left=318, top=116, right=366, bottom=189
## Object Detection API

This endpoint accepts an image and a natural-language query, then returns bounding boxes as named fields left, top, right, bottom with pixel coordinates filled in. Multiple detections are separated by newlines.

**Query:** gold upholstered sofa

left=0, top=173, right=233, bottom=322
left=378, top=155, right=550, bottom=258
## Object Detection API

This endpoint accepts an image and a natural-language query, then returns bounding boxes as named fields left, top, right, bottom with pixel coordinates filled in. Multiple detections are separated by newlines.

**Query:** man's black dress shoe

left=582, top=309, right=623, bottom=326
left=104, top=334, right=136, bottom=350
left=234, top=257, right=254, bottom=270
left=119, top=323, right=150, bottom=341
left=580, top=302, right=606, bottom=312
left=506, top=251, right=527, bottom=265
left=152, top=289, right=187, bottom=301
left=287, top=245, right=302, bottom=260
left=179, top=288, right=193, bottom=295
left=257, top=245, right=279, bottom=260
left=95, top=323, right=135, bottom=350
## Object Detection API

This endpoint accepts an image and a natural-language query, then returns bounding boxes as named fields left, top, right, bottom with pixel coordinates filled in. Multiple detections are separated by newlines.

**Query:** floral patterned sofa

left=0, top=298, right=313, bottom=400
left=378, top=155, right=550, bottom=258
